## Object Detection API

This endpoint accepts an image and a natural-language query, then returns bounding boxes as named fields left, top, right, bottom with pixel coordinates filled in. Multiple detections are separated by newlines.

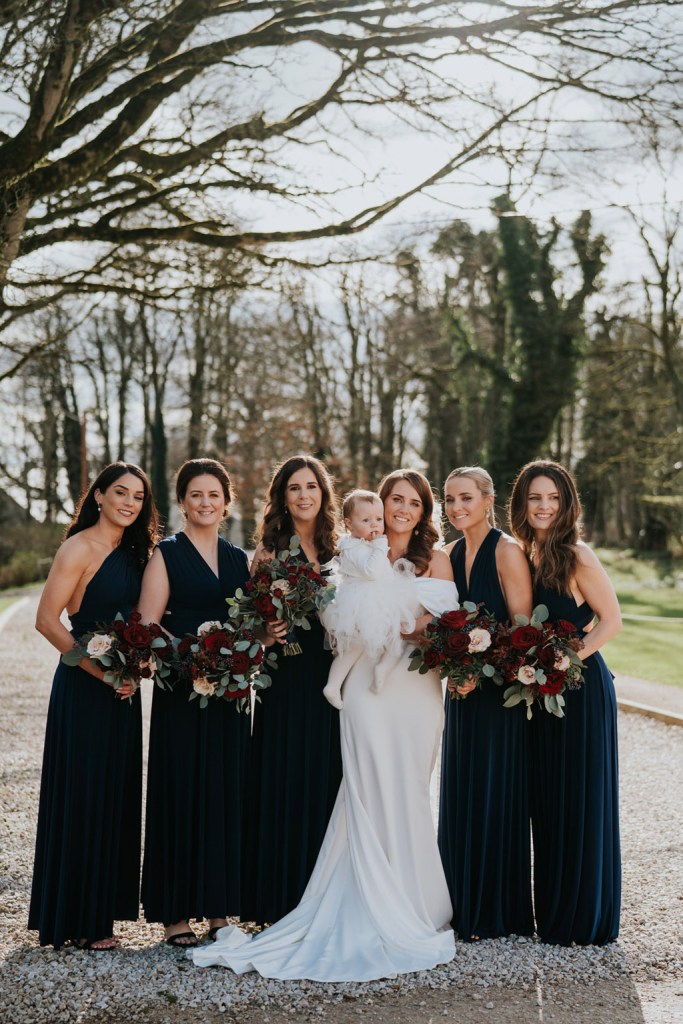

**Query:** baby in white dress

left=322, top=489, right=416, bottom=710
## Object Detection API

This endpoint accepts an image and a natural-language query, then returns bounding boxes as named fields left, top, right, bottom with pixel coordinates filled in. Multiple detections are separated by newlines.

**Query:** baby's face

left=346, top=499, right=385, bottom=540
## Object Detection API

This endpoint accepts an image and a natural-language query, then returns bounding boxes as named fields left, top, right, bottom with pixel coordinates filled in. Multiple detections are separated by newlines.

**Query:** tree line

left=1, top=196, right=680, bottom=554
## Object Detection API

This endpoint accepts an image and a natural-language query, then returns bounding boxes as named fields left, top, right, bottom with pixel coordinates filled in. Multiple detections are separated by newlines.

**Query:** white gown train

left=193, top=577, right=458, bottom=982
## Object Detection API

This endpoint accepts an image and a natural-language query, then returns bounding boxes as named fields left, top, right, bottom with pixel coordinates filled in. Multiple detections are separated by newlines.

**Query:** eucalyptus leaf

left=482, top=664, right=496, bottom=677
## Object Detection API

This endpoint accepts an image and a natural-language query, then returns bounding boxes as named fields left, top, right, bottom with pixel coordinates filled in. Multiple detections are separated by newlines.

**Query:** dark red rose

left=445, top=632, right=470, bottom=656
left=177, top=637, right=193, bottom=657
left=459, top=654, right=473, bottom=666
left=536, top=642, right=557, bottom=670
left=123, top=623, right=152, bottom=648
left=252, top=647, right=264, bottom=665
left=112, top=618, right=126, bottom=635
left=254, top=595, right=276, bottom=617
left=231, top=651, right=250, bottom=674
left=423, top=649, right=443, bottom=669
left=539, top=671, right=564, bottom=695
left=554, top=619, right=577, bottom=638
left=441, top=609, right=469, bottom=629
left=204, top=631, right=231, bottom=654
left=510, top=625, right=540, bottom=650
left=223, top=689, right=242, bottom=701
left=128, top=612, right=142, bottom=624
left=140, top=665, right=153, bottom=678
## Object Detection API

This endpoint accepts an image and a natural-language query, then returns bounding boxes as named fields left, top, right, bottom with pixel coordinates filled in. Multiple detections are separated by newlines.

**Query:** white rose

left=193, top=676, right=216, bottom=697
left=86, top=633, right=113, bottom=658
left=517, top=664, right=537, bottom=686
left=554, top=653, right=570, bottom=672
left=468, top=628, right=492, bottom=653
left=270, top=579, right=291, bottom=594
left=197, top=620, right=223, bottom=636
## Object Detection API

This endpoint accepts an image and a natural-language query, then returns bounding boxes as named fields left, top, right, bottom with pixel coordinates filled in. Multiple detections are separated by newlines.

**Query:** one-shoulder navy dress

left=529, top=582, right=621, bottom=945
left=141, top=533, right=250, bottom=927
left=241, top=548, right=343, bottom=924
left=29, top=547, right=143, bottom=949
left=438, top=528, right=534, bottom=940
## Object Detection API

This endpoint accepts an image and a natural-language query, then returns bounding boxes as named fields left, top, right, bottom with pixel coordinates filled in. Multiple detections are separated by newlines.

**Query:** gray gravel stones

left=1, top=597, right=682, bottom=1023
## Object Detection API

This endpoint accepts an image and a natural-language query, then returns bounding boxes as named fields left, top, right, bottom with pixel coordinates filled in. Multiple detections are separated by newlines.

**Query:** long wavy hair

left=67, top=462, right=159, bottom=568
left=508, top=460, right=581, bottom=595
left=444, top=466, right=496, bottom=528
left=378, top=469, right=439, bottom=578
left=257, top=455, right=339, bottom=564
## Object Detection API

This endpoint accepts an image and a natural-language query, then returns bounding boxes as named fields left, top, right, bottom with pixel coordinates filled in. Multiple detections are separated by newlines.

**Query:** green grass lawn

left=597, top=548, right=683, bottom=687
left=0, top=596, right=17, bottom=615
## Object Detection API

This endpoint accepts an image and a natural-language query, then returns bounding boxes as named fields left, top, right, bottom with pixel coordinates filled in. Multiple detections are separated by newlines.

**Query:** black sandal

left=165, top=930, right=198, bottom=948
left=75, top=937, right=119, bottom=951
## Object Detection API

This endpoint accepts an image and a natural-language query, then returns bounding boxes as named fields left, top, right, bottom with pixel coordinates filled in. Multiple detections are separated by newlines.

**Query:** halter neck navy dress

left=141, top=533, right=250, bottom=927
left=29, top=547, right=143, bottom=949
left=438, top=528, right=533, bottom=941
left=529, top=582, right=620, bottom=945
left=241, top=543, right=343, bottom=925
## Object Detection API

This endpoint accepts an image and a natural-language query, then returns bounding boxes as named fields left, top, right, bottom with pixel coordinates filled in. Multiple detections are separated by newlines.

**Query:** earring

left=96, top=503, right=102, bottom=513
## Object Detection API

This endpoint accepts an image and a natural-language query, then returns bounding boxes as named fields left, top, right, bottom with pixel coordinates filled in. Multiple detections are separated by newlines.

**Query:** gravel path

left=1, top=596, right=682, bottom=1024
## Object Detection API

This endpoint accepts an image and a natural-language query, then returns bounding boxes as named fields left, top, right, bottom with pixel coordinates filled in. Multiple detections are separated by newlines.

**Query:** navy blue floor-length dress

left=141, top=533, right=251, bottom=926
left=438, top=528, right=534, bottom=941
left=29, top=548, right=143, bottom=949
left=529, top=582, right=621, bottom=945
left=241, top=549, right=343, bottom=925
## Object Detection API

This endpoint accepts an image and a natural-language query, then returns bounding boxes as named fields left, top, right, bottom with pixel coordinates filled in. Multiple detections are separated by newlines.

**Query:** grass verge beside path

left=0, top=597, right=15, bottom=616
left=598, top=549, right=683, bottom=688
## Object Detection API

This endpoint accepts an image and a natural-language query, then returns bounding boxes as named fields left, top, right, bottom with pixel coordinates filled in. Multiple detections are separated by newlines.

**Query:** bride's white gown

left=193, top=576, right=458, bottom=982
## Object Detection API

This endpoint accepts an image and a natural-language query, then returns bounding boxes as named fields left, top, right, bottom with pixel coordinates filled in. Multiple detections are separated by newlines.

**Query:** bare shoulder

left=495, top=532, right=529, bottom=569
left=574, top=540, right=603, bottom=570
left=54, top=532, right=95, bottom=569
left=428, top=548, right=454, bottom=581
left=443, top=539, right=457, bottom=556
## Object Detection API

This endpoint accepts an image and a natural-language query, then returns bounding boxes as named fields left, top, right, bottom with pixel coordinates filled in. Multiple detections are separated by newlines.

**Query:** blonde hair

left=444, top=466, right=496, bottom=527
left=343, top=488, right=382, bottom=520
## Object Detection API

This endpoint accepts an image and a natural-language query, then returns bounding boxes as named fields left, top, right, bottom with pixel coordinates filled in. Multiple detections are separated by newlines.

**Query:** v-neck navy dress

left=438, top=528, right=534, bottom=941
left=141, top=532, right=250, bottom=927
left=240, top=544, right=343, bottom=925
left=529, top=582, right=620, bottom=945
left=29, top=547, right=143, bottom=949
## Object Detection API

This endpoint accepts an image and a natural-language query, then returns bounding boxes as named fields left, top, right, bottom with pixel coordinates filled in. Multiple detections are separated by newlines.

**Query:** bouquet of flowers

left=226, top=535, right=335, bottom=656
left=62, top=611, right=172, bottom=697
left=494, top=604, right=585, bottom=719
left=408, top=601, right=502, bottom=697
left=175, top=620, right=277, bottom=710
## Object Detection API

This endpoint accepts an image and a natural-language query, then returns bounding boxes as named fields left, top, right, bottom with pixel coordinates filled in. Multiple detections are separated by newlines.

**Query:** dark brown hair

left=508, top=460, right=581, bottom=595
left=378, top=468, right=439, bottom=577
left=257, top=455, right=339, bottom=563
left=175, top=458, right=232, bottom=506
left=67, top=462, right=158, bottom=568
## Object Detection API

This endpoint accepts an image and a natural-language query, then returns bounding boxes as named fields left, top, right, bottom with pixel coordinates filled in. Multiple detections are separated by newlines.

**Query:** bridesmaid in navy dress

left=241, top=455, right=343, bottom=925
left=29, top=462, right=158, bottom=950
left=139, top=458, right=252, bottom=946
left=438, top=466, right=534, bottom=941
left=509, top=459, right=621, bottom=945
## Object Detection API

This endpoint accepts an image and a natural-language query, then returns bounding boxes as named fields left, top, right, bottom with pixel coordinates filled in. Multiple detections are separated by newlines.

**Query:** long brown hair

left=67, top=462, right=158, bottom=568
left=378, top=468, right=439, bottom=577
left=257, top=455, right=339, bottom=563
left=508, top=460, right=581, bottom=595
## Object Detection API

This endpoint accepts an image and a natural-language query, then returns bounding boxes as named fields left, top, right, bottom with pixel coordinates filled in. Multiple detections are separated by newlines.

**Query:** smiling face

left=284, top=467, right=323, bottom=527
left=383, top=478, right=423, bottom=537
left=444, top=476, right=492, bottom=533
left=346, top=497, right=385, bottom=540
left=180, top=473, right=227, bottom=529
left=95, top=472, right=145, bottom=529
left=526, top=475, right=562, bottom=536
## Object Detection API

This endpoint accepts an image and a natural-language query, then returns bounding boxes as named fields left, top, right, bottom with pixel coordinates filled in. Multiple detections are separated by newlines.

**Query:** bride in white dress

left=193, top=469, right=458, bottom=982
